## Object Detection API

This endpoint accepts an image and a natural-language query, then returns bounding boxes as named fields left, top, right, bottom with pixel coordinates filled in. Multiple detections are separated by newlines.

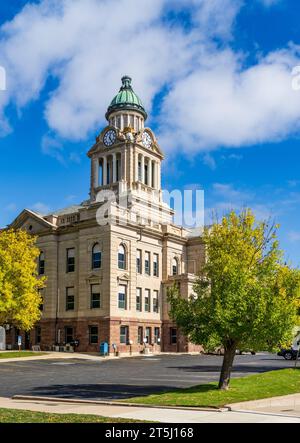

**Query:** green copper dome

left=106, top=76, right=147, bottom=120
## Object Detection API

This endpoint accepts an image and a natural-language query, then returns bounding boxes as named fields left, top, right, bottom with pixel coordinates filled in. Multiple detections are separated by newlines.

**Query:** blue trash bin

left=100, top=342, right=108, bottom=356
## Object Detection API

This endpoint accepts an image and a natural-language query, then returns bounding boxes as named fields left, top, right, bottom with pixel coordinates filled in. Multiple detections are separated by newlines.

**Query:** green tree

left=0, top=229, right=45, bottom=330
left=168, top=210, right=300, bottom=390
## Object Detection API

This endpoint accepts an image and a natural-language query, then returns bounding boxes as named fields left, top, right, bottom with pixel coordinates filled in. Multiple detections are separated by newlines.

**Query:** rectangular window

left=145, top=251, right=150, bottom=275
left=120, top=326, right=129, bottom=344
left=153, top=253, right=159, bottom=277
left=145, top=327, right=151, bottom=344
left=99, top=161, right=103, bottom=186
left=136, top=288, right=142, bottom=312
left=136, top=249, right=142, bottom=274
left=138, top=161, right=142, bottom=181
left=35, top=326, right=41, bottom=344
left=92, top=249, right=101, bottom=269
left=145, top=289, right=150, bottom=312
left=66, top=248, right=75, bottom=273
left=66, top=287, right=75, bottom=311
left=89, top=326, right=98, bottom=344
left=118, top=246, right=126, bottom=270
left=154, top=327, right=160, bottom=344
left=138, top=326, right=143, bottom=345
left=38, top=289, right=44, bottom=311
left=118, top=285, right=127, bottom=310
left=39, top=254, right=45, bottom=275
left=91, top=284, right=101, bottom=309
left=170, top=328, right=177, bottom=345
left=153, top=290, right=159, bottom=313
left=65, top=327, right=74, bottom=344
left=151, top=161, right=155, bottom=188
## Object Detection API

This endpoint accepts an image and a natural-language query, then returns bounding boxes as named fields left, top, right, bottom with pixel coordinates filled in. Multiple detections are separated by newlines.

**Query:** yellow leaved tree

left=0, top=229, right=45, bottom=330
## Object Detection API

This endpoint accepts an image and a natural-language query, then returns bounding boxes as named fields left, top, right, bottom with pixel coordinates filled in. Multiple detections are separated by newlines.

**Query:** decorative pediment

left=117, top=273, right=130, bottom=282
left=8, top=209, right=56, bottom=234
left=86, top=274, right=103, bottom=283
left=135, top=128, right=164, bottom=158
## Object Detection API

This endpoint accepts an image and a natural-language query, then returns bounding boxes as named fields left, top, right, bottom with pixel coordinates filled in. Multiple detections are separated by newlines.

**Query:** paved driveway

left=0, top=352, right=296, bottom=400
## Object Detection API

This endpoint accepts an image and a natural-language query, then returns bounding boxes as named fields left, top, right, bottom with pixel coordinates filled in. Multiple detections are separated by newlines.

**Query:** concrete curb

left=12, top=395, right=228, bottom=413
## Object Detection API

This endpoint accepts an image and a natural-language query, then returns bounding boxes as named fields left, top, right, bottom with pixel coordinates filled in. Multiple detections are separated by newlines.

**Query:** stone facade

left=6, top=77, right=205, bottom=355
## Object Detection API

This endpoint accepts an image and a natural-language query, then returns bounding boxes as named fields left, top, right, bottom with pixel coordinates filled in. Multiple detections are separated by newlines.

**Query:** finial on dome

left=121, top=75, right=132, bottom=89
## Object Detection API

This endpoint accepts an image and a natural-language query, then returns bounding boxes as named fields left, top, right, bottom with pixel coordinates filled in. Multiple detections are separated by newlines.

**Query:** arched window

left=172, top=257, right=179, bottom=276
left=39, top=252, right=45, bottom=275
left=118, top=244, right=126, bottom=270
left=92, top=244, right=102, bottom=269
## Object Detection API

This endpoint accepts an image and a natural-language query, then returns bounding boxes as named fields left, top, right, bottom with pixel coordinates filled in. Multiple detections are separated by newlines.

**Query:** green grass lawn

left=125, top=368, right=300, bottom=408
left=0, top=408, right=144, bottom=423
left=0, top=351, right=46, bottom=359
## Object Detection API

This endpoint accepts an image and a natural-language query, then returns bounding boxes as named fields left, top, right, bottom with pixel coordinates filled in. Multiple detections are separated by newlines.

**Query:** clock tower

left=88, top=76, right=173, bottom=226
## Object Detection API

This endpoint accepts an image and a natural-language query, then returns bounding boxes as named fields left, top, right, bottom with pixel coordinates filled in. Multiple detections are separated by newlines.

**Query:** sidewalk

left=228, top=393, right=300, bottom=418
left=0, top=396, right=300, bottom=423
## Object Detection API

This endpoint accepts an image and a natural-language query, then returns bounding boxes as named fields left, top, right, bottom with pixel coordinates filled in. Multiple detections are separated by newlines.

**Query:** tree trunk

left=218, top=341, right=237, bottom=390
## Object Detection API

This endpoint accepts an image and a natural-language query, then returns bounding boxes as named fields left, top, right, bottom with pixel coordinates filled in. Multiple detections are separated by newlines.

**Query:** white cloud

left=41, top=134, right=65, bottom=163
left=30, top=202, right=51, bottom=214
left=0, top=0, right=298, bottom=157
left=287, top=180, right=300, bottom=188
left=212, top=183, right=254, bottom=202
left=203, top=153, right=217, bottom=170
left=4, top=203, right=17, bottom=212
left=206, top=182, right=280, bottom=223
left=0, top=0, right=194, bottom=140
left=159, top=46, right=300, bottom=153
left=288, top=231, right=300, bottom=242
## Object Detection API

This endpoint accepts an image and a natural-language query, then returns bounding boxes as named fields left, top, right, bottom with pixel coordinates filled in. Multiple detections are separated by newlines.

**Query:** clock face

left=142, top=131, right=152, bottom=149
left=103, top=129, right=116, bottom=147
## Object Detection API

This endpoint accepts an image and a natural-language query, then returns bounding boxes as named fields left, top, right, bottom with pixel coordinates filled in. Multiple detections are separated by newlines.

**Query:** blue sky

left=1, top=0, right=300, bottom=265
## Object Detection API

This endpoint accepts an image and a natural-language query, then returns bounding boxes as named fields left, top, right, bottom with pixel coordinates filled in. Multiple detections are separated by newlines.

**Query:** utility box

left=100, top=342, right=109, bottom=356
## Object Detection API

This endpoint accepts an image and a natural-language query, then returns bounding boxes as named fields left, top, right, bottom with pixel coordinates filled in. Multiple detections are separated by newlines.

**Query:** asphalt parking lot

left=0, top=352, right=296, bottom=400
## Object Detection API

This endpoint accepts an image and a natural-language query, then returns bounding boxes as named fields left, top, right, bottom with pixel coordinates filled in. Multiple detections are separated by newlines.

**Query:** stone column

left=154, top=162, right=159, bottom=189
left=135, top=152, right=139, bottom=182
left=148, top=158, right=152, bottom=188
left=157, top=162, right=161, bottom=189
left=141, top=155, right=145, bottom=184
left=122, top=149, right=127, bottom=181
left=103, top=156, right=107, bottom=186
left=113, top=153, right=117, bottom=183
left=93, top=157, right=99, bottom=188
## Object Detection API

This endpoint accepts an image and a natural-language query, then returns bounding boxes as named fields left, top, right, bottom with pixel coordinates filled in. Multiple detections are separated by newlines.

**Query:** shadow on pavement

left=29, top=384, right=177, bottom=400
left=167, top=365, right=285, bottom=373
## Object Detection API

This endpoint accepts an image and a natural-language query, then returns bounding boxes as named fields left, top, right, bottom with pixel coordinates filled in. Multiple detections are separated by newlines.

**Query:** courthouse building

left=7, top=76, right=204, bottom=354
